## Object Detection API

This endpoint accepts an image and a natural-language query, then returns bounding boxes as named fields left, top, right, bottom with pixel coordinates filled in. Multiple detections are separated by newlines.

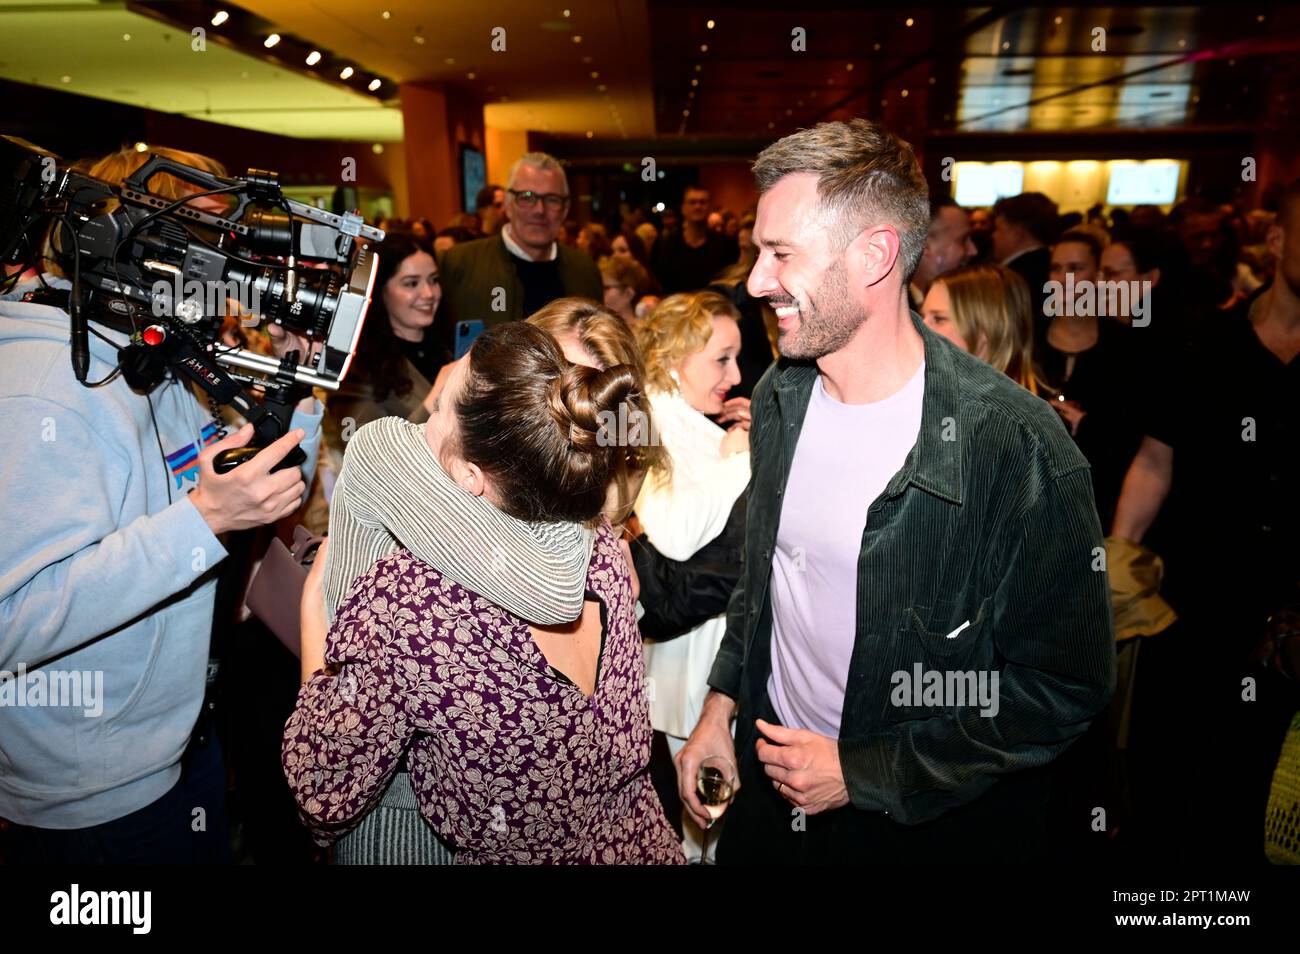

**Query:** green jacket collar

left=770, top=311, right=963, bottom=506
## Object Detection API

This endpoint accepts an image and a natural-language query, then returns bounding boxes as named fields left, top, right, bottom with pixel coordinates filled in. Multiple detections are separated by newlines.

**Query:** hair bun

left=551, top=363, right=639, bottom=454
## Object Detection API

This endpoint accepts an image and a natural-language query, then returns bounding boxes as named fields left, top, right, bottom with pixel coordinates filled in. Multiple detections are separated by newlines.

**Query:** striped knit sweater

left=323, top=416, right=595, bottom=625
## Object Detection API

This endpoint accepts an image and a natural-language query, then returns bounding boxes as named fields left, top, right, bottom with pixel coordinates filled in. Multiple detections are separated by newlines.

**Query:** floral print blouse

left=283, top=521, right=684, bottom=865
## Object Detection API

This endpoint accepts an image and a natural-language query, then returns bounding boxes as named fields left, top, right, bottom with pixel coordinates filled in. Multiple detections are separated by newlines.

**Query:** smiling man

left=674, top=119, right=1115, bottom=865
left=434, top=153, right=601, bottom=358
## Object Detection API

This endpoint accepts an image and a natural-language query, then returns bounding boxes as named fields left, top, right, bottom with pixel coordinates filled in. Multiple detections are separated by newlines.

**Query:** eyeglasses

left=508, top=188, right=568, bottom=212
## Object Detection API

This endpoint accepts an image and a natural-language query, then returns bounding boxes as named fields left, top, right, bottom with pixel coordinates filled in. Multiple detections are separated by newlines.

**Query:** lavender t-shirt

left=767, top=362, right=925, bottom=737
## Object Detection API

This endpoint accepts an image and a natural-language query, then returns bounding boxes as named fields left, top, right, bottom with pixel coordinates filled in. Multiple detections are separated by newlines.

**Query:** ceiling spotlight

left=700, top=44, right=708, bottom=53
left=590, top=71, right=599, bottom=79
left=901, top=88, right=909, bottom=97
left=414, top=34, right=425, bottom=44
left=372, top=143, right=384, bottom=154
left=586, top=130, right=594, bottom=138
left=683, top=109, right=690, bottom=116
left=368, top=78, right=382, bottom=91
left=597, top=83, right=606, bottom=92
left=1054, top=15, right=1063, bottom=25
left=264, top=34, right=281, bottom=48
left=382, top=10, right=391, bottom=18
left=905, top=17, right=914, bottom=27
left=846, top=62, right=854, bottom=70
left=467, top=71, right=476, bottom=79
left=134, top=142, right=148, bottom=153
left=211, top=10, right=229, bottom=27
left=122, top=33, right=131, bottom=41
left=694, top=64, right=702, bottom=72
left=60, top=74, right=71, bottom=83
left=707, top=19, right=716, bottom=29
left=340, top=66, right=354, bottom=79
left=306, top=50, right=322, bottom=66
left=563, top=8, right=571, bottom=16
left=573, top=35, right=582, bottom=43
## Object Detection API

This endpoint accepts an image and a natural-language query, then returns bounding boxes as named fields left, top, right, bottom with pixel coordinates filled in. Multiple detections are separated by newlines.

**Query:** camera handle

left=129, top=321, right=307, bottom=475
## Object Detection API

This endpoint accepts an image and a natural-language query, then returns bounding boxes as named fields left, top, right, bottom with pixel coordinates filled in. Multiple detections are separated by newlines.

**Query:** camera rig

left=0, top=135, right=382, bottom=467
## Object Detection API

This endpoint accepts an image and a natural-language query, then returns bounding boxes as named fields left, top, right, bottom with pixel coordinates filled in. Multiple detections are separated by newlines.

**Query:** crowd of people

left=1, top=121, right=1296, bottom=866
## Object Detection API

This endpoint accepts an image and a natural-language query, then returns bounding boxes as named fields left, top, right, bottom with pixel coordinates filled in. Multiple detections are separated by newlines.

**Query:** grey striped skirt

left=333, top=771, right=456, bottom=865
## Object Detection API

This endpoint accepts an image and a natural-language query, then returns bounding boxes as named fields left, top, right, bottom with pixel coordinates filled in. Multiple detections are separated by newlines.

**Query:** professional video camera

left=0, top=135, right=382, bottom=471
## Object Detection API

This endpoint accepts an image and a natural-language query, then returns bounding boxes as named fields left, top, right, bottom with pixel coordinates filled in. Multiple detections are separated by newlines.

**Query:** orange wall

left=697, top=162, right=759, bottom=217
left=399, top=82, right=485, bottom=228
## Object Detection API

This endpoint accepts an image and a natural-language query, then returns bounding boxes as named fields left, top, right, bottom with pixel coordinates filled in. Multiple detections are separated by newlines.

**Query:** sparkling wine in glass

left=695, top=756, right=736, bottom=864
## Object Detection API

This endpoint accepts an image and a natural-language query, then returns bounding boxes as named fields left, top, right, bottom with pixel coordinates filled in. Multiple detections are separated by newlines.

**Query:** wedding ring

left=778, top=781, right=785, bottom=796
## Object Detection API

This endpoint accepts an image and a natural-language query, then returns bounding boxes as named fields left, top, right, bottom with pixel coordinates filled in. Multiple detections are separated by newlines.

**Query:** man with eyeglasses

left=435, top=152, right=602, bottom=360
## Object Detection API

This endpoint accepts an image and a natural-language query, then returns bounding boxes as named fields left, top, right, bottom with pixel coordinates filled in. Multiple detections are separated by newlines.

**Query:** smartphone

left=454, top=319, right=485, bottom=360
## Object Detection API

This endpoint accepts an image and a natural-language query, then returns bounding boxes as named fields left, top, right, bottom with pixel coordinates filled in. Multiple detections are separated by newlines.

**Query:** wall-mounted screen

left=1106, top=162, right=1181, bottom=206
left=954, top=163, right=1026, bottom=207
left=460, top=145, right=486, bottom=215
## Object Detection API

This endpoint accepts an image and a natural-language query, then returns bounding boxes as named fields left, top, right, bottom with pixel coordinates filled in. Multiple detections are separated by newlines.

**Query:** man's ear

left=846, top=225, right=902, bottom=288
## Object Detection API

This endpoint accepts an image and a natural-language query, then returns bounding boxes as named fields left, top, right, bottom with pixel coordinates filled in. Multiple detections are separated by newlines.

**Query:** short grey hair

left=507, top=152, right=569, bottom=195
left=752, top=119, right=930, bottom=277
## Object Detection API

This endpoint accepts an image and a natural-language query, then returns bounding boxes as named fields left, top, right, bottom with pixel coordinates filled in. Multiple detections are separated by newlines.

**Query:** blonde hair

left=934, top=264, right=1042, bottom=395
left=598, top=254, right=648, bottom=295
left=45, top=146, right=227, bottom=277
left=526, top=297, right=669, bottom=521
left=635, top=290, right=740, bottom=395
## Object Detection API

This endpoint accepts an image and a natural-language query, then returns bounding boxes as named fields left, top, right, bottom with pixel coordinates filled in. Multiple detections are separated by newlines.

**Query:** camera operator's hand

left=265, top=325, right=323, bottom=414
left=266, top=323, right=317, bottom=364
left=189, top=424, right=308, bottom=536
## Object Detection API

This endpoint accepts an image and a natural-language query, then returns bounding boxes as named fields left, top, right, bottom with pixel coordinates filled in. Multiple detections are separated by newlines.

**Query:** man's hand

left=675, top=691, right=740, bottom=830
left=189, top=424, right=308, bottom=536
left=755, top=719, right=849, bottom=816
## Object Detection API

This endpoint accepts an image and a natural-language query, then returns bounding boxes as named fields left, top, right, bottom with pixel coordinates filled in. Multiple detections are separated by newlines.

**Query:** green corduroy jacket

left=708, top=312, right=1117, bottom=825
left=434, top=233, right=602, bottom=345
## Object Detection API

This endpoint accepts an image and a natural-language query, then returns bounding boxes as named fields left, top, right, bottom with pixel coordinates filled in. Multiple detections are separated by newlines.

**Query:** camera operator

left=0, top=146, right=322, bottom=864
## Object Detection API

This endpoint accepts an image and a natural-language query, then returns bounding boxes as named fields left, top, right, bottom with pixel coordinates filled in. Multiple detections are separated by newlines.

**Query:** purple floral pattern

left=283, top=522, right=684, bottom=865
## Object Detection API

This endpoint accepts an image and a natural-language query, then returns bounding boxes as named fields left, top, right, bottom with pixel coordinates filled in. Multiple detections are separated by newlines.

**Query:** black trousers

left=1, top=730, right=230, bottom=865
left=716, top=691, right=1050, bottom=865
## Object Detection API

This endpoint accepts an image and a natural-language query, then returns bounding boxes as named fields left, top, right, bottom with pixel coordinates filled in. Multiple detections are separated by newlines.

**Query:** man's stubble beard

left=777, top=257, right=864, bottom=360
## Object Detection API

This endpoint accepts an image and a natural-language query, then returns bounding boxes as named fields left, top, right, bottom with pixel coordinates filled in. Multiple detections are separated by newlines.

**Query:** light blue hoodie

left=0, top=278, right=321, bottom=828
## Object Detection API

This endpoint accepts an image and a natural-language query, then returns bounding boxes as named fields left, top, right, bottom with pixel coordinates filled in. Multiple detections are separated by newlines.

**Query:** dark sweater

left=433, top=234, right=602, bottom=354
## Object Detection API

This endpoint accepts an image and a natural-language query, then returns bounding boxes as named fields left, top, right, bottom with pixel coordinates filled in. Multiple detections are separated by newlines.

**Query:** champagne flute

left=695, top=755, right=736, bottom=865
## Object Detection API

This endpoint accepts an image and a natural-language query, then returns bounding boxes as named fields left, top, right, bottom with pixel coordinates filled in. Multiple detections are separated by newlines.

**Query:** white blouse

left=635, top=389, right=751, bottom=739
